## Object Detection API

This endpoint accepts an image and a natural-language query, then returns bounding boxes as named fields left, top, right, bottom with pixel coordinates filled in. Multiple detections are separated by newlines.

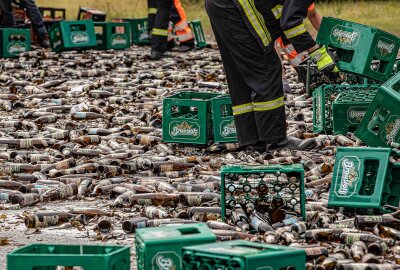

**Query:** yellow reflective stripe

left=271, top=5, right=283, bottom=19
left=253, top=96, right=284, bottom=111
left=152, top=28, right=168, bottom=36
left=232, top=103, right=254, bottom=116
left=148, top=8, right=157, bottom=14
left=284, top=24, right=307, bottom=39
left=236, top=0, right=271, bottom=46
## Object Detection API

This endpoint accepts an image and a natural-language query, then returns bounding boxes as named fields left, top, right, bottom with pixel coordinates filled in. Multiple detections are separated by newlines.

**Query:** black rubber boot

left=266, top=136, right=316, bottom=151
left=173, top=40, right=195, bottom=52
left=37, top=33, right=50, bottom=49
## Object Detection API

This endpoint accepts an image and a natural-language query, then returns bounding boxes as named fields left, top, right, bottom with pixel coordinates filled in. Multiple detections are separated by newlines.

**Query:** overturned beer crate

left=0, top=28, right=31, bottom=58
left=162, top=91, right=220, bottom=144
left=189, top=20, right=209, bottom=49
left=49, top=20, right=97, bottom=52
left=135, top=224, right=216, bottom=270
left=313, top=84, right=380, bottom=134
left=221, top=165, right=306, bottom=222
left=317, top=17, right=400, bottom=82
left=211, top=95, right=238, bottom=143
left=94, top=22, right=131, bottom=50
left=355, top=73, right=400, bottom=147
left=77, top=7, right=106, bottom=21
left=7, top=244, right=130, bottom=270
left=328, top=147, right=400, bottom=213
left=332, top=89, right=378, bottom=135
left=182, top=240, right=306, bottom=270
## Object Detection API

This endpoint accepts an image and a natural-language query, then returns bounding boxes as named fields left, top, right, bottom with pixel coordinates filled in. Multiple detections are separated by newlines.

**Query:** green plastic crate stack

left=316, top=17, right=400, bottom=82
left=332, top=89, right=378, bottom=135
left=49, top=20, right=97, bottom=52
left=162, top=91, right=220, bottom=144
left=327, top=147, right=400, bottom=213
left=188, top=20, right=209, bottom=49
left=94, top=22, right=131, bottom=50
left=135, top=223, right=216, bottom=270
left=211, top=95, right=238, bottom=143
left=7, top=244, right=130, bottom=270
left=0, top=28, right=31, bottom=58
left=355, top=72, right=400, bottom=147
left=312, top=84, right=380, bottom=134
left=221, top=165, right=306, bottom=222
left=182, top=240, right=306, bottom=270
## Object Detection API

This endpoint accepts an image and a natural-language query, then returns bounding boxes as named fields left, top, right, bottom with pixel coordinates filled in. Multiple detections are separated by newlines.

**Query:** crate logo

left=169, top=121, right=200, bottom=139
left=7, top=43, right=27, bottom=54
left=315, top=96, right=323, bottom=127
left=111, top=34, right=128, bottom=46
left=331, top=25, right=360, bottom=48
left=335, top=156, right=360, bottom=198
left=347, top=107, right=367, bottom=124
left=220, top=120, right=237, bottom=138
left=152, top=251, right=180, bottom=270
left=384, top=116, right=400, bottom=142
left=376, top=38, right=396, bottom=58
left=71, top=32, right=89, bottom=44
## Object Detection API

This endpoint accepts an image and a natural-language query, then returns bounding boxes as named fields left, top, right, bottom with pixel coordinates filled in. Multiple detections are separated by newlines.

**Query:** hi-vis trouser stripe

left=235, top=0, right=271, bottom=47
left=284, top=23, right=307, bottom=39
left=271, top=5, right=283, bottom=19
left=233, top=97, right=284, bottom=115
left=152, top=28, right=168, bottom=36
left=148, top=8, right=157, bottom=14
left=233, top=103, right=254, bottom=116
left=253, top=96, right=284, bottom=111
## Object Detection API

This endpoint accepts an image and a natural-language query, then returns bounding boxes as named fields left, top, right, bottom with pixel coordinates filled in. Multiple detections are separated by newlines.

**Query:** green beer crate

left=94, top=22, right=131, bottom=50
left=211, top=95, right=238, bottom=143
left=135, top=223, right=216, bottom=270
left=162, top=91, right=220, bottom=144
left=7, top=244, right=130, bottom=270
left=182, top=240, right=306, bottom=270
left=113, top=18, right=150, bottom=45
left=189, top=20, right=209, bottom=49
left=313, top=84, right=380, bottom=134
left=328, top=147, right=395, bottom=213
left=0, top=28, right=31, bottom=58
left=221, top=164, right=306, bottom=221
left=332, top=90, right=378, bottom=135
left=355, top=73, right=400, bottom=147
left=316, top=17, right=400, bottom=82
left=49, top=20, right=97, bottom=52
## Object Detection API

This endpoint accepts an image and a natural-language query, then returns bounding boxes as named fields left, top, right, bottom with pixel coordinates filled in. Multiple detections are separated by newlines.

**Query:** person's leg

left=206, top=0, right=286, bottom=147
left=147, top=0, right=157, bottom=33
left=21, top=0, right=46, bottom=35
left=151, top=0, right=173, bottom=56
left=0, top=0, right=16, bottom=28
left=170, top=0, right=194, bottom=50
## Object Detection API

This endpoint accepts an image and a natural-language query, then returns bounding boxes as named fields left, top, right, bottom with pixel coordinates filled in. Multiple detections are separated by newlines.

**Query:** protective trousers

left=206, top=0, right=286, bottom=147
left=151, top=0, right=194, bottom=52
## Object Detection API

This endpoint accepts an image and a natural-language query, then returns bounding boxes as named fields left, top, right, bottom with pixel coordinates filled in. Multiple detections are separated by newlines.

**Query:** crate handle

left=177, top=227, right=200, bottom=235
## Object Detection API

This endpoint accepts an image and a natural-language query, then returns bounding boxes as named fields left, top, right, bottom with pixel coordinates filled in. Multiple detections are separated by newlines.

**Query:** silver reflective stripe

left=232, top=103, right=254, bottom=115
left=272, top=5, right=283, bottom=19
left=253, top=96, right=284, bottom=111
left=284, top=24, right=307, bottom=39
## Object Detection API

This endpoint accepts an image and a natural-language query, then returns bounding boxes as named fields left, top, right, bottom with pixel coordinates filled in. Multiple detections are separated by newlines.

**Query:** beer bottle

left=122, top=217, right=149, bottom=233
left=351, top=241, right=367, bottom=262
left=355, top=214, right=400, bottom=231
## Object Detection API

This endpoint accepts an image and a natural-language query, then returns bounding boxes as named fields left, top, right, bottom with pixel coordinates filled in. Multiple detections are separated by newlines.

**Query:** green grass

left=36, top=0, right=400, bottom=35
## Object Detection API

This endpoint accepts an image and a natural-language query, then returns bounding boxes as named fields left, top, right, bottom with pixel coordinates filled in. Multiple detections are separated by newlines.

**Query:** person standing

left=205, top=0, right=338, bottom=152
left=150, top=0, right=194, bottom=59
left=0, top=0, right=49, bottom=48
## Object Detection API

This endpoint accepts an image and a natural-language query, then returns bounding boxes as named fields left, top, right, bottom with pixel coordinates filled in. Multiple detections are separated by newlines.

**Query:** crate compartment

left=0, top=28, right=31, bottom=58
left=211, top=95, right=237, bottom=143
left=221, top=165, right=306, bottom=222
left=94, top=22, right=131, bottom=50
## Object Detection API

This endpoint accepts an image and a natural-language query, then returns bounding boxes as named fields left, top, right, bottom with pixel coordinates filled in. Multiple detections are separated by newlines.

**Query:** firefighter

left=205, top=0, right=338, bottom=152
left=0, top=0, right=49, bottom=48
left=150, top=0, right=195, bottom=60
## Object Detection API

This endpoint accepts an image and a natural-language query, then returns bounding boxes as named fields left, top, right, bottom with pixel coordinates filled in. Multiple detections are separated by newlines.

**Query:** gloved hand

left=310, top=46, right=339, bottom=73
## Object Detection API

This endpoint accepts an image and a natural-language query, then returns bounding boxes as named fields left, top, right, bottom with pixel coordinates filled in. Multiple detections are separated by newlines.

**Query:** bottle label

left=250, top=216, right=262, bottom=231
left=74, top=112, right=87, bottom=119
left=334, top=156, right=361, bottom=198
left=220, top=119, right=237, bottom=138
left=330, top=25, right=360, bottom=48
left=362, top=216, right=383, bottom=222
